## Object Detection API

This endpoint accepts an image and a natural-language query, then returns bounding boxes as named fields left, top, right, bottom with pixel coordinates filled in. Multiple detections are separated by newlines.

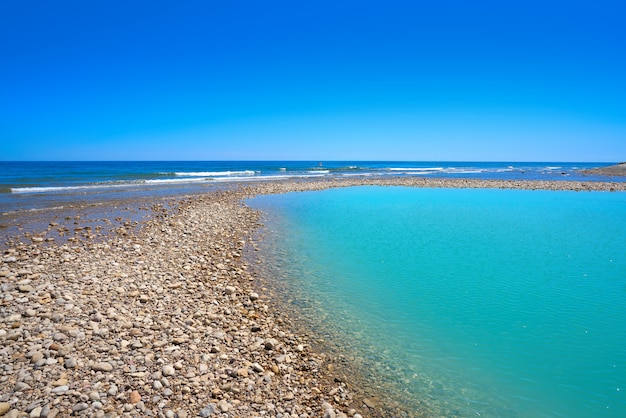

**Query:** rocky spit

left=1, top=177, right=625, bottom=418
left=581, top=162, right=626, bottom=177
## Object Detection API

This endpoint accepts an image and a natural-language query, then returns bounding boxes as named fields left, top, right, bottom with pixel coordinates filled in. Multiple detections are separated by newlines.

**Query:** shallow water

left=248, top=187, right=626, bottom=417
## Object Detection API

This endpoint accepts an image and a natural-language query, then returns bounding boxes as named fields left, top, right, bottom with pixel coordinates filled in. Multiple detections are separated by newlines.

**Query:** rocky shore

left=581, top=162, right=626, bottom=176
left=2, top=177, right=625, bottom=418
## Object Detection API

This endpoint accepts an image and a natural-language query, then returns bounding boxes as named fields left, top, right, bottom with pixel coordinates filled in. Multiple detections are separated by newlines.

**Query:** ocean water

left=0, top=161, right=623, bottom=214
left=248, top=187, right=626, bottom=417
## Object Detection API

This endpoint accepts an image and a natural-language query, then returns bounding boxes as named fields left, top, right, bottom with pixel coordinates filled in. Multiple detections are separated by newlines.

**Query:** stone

left=129, top=391, right=141, bottom=404
left=14, top=382, right=30, bottom=392
left=362, top=397, right=379, bottom=408
left=323, top=410, right=337, bottom=418
left=264, top=339, right=278, bottom=350
left=198, top=404, right=217, bottom=417
left=3, top=314, right=22, bottom=323
left=51, top=385, right=69, bottom=393
left=72, top=403, right=89, bottom=413
left=217, top=400, right=230, bottom=412
left=40, top=405, right=51, bottom=417
left=30, top=352, right=44, bottom=364
left=92, top=362, right=113, bottom=372
left=0, top=403, right=10, bottom=415
left=162, top=365, right=175, bottom=376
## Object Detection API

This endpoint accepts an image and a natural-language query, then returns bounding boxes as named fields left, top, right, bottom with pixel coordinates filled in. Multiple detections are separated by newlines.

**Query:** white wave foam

left=11, top=177, right=216, bottom=193
left=307, top=170, right=330, bottom=174
left=388, top=167, right=444, bottom=172
left=341, top=172, right=376, bottom=177
left=145, top=178, right=214, bottom=184
left=405, top=170, right=446, bottom=175
left=449, top=170, right=484, bottom=174
left=212, top=173, right=328, bottom=182
left=11, top=183, right=142, bottom=193
left=174, top=170, right=257, bottom=177
left=11, top=171, right=338, bottom=193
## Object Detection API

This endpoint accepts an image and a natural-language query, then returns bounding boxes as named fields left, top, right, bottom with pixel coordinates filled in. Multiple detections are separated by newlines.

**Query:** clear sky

left=1, top=0, right=625, bottom=162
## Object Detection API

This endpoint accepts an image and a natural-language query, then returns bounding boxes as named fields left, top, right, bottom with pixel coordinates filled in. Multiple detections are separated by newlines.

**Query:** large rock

left=582, top=162, right=626, bottom=176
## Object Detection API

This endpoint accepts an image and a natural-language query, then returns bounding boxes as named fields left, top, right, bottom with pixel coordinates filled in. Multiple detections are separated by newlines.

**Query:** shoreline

left=2, top=177, right=625, bottom=417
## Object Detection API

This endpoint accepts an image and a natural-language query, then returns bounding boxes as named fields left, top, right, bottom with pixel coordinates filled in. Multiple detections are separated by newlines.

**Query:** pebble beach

left=2, top=177, right=625, bottom=418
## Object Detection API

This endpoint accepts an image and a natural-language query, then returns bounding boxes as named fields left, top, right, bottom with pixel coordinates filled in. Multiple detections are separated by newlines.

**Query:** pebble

left=72, top=403, right=89, bottom=413
left=217, top=399, right=230, bottom=412
left=162, top=365, right=176, bottom=376
left=129, top=391, right=141, bottom=403
left=51, top=385, right=69, bottom=393
left=198, top=404, right=217, bottom=417
left=323, top=409, right=337, bottom=418
left=14, top=382, right=31, bottom=392
left=92, top=362, right=113, bottom=372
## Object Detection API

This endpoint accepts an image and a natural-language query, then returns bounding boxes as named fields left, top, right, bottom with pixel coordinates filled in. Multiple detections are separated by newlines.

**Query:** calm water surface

left=249, top=187, right=626, bottom=417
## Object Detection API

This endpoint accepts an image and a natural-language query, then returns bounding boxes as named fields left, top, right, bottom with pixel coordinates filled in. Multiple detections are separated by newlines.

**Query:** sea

left=0, top=161, right=624, bottom=215
left=1, top=161, right=625, bottom=417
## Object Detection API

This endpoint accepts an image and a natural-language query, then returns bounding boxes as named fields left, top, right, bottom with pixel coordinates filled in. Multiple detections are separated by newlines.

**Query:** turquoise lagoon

left=248, top=187, right=626, bottom=417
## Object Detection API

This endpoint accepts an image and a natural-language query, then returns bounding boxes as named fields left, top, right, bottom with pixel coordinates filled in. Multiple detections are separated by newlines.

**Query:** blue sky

left=1, top=0, right=625, bottom=161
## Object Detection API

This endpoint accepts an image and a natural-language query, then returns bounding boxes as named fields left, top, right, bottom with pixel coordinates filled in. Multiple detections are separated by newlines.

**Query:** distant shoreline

left=581, top=162, right=626, bottom=176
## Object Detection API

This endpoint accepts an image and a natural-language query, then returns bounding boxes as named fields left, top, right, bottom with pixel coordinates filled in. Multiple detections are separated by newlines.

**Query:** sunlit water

left=248, top=187, right=626, bottom=417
